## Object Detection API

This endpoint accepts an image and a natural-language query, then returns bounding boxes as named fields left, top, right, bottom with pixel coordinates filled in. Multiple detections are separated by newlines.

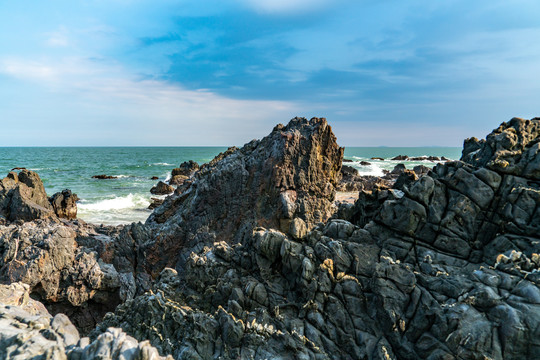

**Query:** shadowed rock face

left=144, top=117, right=343, bottom=274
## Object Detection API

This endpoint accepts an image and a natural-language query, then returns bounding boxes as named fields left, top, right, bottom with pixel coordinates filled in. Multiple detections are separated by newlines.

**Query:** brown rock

left=150, top=181, right=174, bottom=195
left=49, top=189, right=79, bottom=219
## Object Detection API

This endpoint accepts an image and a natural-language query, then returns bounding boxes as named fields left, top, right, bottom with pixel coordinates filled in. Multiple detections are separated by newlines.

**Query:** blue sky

left=0, top=0, right=539, bottom=146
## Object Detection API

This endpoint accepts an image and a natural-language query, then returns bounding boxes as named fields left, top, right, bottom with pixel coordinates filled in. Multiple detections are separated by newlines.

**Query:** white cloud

left=45, top=27, right=70, bottom=47
left=0, top=57, right=300, bottom=145
left=237, top=0, right=337, bottom=14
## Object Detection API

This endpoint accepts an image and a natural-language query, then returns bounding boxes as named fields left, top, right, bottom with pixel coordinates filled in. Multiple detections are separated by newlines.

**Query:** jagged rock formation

left=1, top=116, right=539, bottom=359
left=144, top=117, right=343, bottom=274
left=0, top=282, right=170, bottom=360
left=0, top=170, right=80, bottom=222
left=0, top=219, right=125, bottom=333
left=95, top=117, right=540, bottom=359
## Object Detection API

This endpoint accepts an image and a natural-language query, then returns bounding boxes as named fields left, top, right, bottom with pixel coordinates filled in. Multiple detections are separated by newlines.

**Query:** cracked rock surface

left=0, top=117, right=539, bottom=359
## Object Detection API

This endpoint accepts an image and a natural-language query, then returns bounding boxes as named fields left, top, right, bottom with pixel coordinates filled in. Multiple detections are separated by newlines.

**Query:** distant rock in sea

left=92, top=174, right=118, bottom=179
left=150, top=181, right=174, bottom=195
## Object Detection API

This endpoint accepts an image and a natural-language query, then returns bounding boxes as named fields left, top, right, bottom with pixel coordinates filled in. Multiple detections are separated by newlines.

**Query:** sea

left=0, top=146, right=462, bottom=225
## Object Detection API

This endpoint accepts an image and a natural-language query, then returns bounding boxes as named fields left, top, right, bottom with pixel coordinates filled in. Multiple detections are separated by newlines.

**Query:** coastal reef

left=0, top=117, right=539, bottom=359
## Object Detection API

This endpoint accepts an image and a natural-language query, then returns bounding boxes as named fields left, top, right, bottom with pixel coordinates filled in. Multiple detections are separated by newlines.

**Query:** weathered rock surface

left=0, top=219, right=132, bottom=333
left=0, top=282, right=171, bottom=360
left=0, top=170, right=80, bottom=223
left=0, top=170, right=55, bottom=222
left=1, top=116, right=539, bottom=360
left=462, top=117, right=540, bottom=179
left=94, top=117, right=540, bottom=360
left=145, top=117, right=343, bottom=274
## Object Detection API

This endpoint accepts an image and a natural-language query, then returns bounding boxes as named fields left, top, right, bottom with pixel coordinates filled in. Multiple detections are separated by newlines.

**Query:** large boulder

left=0, top=170, right=55, bottom=222
left=145, top=117, right=343, bottom=274
left=150, top=181, right=174, bottom=195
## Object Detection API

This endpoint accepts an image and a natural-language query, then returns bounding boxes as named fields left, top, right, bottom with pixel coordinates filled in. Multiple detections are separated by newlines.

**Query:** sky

left=0, top=0, right=539, bottom=146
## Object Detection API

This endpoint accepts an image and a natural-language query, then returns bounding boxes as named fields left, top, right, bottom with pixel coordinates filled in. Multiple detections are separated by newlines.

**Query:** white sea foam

left=152, top=162, right=174, bottom=166
left=78, top=193, right=150, bottom=211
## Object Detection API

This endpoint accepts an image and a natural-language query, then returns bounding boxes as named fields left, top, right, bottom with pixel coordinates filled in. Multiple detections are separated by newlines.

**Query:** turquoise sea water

left=0, top=146, right=461, bottom=225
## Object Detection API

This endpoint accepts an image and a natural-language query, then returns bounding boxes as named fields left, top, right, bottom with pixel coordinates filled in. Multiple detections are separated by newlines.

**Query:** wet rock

left=91, top=175, right=118, bottom=179
left=150, top=181, right=174, bottom=195
left=148, top=197, right=164, bottom=210
left=171, top=160, right=199, bottom=177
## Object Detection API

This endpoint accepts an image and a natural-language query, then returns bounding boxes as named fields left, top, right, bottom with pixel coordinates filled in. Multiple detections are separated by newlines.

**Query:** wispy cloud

left=0, top=56, right=300, bottom=145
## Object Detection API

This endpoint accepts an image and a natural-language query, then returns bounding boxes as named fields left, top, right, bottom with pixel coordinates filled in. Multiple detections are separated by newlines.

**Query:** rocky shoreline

left=0, top=116, right=539, bottom=359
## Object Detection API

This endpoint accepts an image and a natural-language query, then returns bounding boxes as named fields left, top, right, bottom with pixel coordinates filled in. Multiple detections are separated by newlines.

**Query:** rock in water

left=92, top=174, right=118, bottom=179
left=144, top=117, right=343, bottom=273
left=150, top=181, right=174, bottom=195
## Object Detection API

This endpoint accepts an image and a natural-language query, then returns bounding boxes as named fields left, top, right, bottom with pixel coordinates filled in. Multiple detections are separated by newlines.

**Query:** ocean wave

left=78, top=193, right=150, bottom=211
left=152, top=162, right=174, bottom=166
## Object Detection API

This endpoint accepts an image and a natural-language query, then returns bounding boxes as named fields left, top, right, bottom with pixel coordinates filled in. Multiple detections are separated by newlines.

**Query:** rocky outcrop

left=0, top=170, right=80, bottom=223
left=0, top=282, right=171, bottom=360
left=150, top=181, right=174, bottom=195
left=168, top=160, right=199, bottom=185
left=0, top=170, right=55, bottom=222
left=462, top=117, right=540, bottom=179
left=144, top=117, right=343, bottom=274
left=94, top=117, right=540, bottom=359
left=1, top=116, right=539, bottom=360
